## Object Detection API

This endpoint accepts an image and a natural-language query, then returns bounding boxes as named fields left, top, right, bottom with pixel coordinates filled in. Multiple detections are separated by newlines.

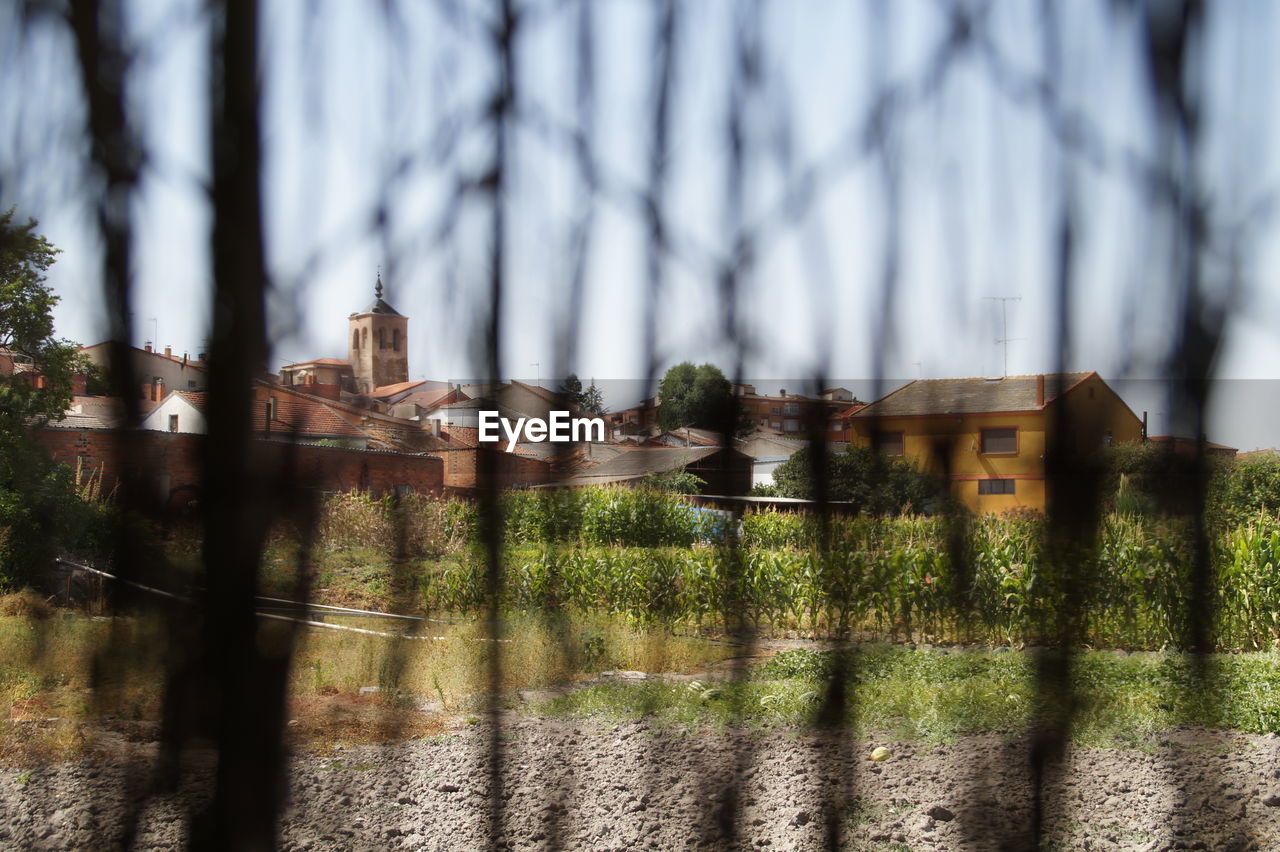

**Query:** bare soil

left=2, top=715, right=1279, bottom=851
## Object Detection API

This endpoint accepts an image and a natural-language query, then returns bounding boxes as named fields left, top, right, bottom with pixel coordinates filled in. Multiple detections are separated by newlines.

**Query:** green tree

left=0, top=212, right=98, bottom=587
left=771, top=446, right=942, bottom=515
left=0, top=210, right=83, bottom=430
left=657, top=362, right=734, bottom=431
left=559, top=373, right=607, bottom=415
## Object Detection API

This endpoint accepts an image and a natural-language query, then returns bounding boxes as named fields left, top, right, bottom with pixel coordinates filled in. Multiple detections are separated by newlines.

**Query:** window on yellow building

left=873, top=431, right=904, bottom=456
left=981, top=427, right=1017, bottom=454
left=978, top=479, right=1015, bottom=495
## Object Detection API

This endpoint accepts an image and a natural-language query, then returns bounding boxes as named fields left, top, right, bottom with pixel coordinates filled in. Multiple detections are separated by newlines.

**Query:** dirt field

left=2, top=715, right=1279, bottom=851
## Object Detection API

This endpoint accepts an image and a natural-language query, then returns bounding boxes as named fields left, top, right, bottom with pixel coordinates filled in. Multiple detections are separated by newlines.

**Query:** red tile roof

left=395, top=387, right=459, bottom=409
left=370, top=379, right=429, bottom=398
left=282, top=357, right=350, bottom=368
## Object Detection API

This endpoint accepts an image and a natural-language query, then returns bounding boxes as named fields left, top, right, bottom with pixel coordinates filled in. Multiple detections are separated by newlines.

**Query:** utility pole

left=984, top=296, right=1022, bottom=377
left=531, top=362, right=541, bottom=388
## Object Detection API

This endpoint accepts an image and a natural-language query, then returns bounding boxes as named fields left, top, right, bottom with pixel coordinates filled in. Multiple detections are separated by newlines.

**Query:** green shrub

left=0, top=437, right=112, bottom=589
left=770, top=446, right=944, bottom=514
left=1211, top=452, right=1280, bottom=527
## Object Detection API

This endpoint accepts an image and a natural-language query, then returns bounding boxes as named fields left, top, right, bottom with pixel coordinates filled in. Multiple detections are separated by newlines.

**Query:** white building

left=140, top=391, right=207, bottom=434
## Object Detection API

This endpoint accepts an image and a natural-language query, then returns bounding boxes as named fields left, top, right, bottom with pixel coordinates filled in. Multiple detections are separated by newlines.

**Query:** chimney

left=144, top=341, right=153, bottom=353
left=197, top=352, right=206, bottom=363
left=164, top=345, right=172, bottom=358
left=1035, top=374, right=1045, bottom=407
left=779, top=389, right=786, bottom=398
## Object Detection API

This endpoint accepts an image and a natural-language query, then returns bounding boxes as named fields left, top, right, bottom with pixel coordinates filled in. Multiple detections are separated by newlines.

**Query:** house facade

left=732, top=385, right=862, bottom=436
left=850, top=372, right=1143, bottom=513
left=80, top=342, right=208, bottom=399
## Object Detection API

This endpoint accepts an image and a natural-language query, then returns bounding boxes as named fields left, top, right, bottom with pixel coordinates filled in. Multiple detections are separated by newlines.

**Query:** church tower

left=347, top=272, right=408, bottom=393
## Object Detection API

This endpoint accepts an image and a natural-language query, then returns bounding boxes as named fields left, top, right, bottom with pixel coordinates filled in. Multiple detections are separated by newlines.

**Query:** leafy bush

left=0, top=438, right=110, bottom=589
left=1211, top=452, right=1280, bottom=527
left=770, top=446, right=943, bottom=514
left=640, top=470, right=705, bottom=494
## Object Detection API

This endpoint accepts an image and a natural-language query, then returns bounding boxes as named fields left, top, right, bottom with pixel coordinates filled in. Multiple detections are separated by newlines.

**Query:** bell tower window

left=378, top=328, right=386, bottom=350
left=352, top=330, right=359, bottom=350
left=393, top=329, right=401, bottom=352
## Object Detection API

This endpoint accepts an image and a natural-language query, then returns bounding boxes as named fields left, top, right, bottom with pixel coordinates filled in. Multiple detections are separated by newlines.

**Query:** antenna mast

left=984, top=296, right=1022, bottom=377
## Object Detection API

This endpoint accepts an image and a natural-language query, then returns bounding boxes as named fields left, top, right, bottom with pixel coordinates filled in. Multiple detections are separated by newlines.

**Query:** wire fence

left=1, top=0, right=1273, bottom=849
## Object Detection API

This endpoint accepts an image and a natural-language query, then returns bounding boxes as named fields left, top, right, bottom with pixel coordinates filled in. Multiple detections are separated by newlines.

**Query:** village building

left=347, top=272, right=408, bottom=393
left=80, top=341, right=208, bottom=401
left=553, top=446, right=753, bottom=494
left=733, top=384, right=862, bottom=436
left=849, top=372, right=1143, bottom=513
left=278, top=358, right=354, bottom=399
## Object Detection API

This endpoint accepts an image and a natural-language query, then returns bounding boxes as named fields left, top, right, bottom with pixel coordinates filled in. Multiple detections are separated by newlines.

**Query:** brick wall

left=33, top=427, right=443, bottom=509
left=437, top=447, right=553, bottom=490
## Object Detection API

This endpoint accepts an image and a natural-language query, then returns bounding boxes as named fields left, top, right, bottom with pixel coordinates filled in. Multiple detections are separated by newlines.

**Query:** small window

left=267, top=397, right=278, bottom=421
left=393, top=329, right=401, bottom=352
left=362, top=327, right=368, bottom=347
left=783, top=403, right=800, bottom=416
left=188, top=380, right=196, bottom=389
left=1103, top=430, right=1113, bottom=447
left=979, top=479, right=1016, bottom=495
left=771, top=421, right=781, bottom=430
left=829, top=421, right=842, bottom=431
left=873, top=431, right=904, bottom=456
left=168, top=414, right=179, bottom=432
left=771, top=406, right=781, bottom=415
left=981, top=427, right=1017, bottom=454
left=783, top=419, right=800, bottom=432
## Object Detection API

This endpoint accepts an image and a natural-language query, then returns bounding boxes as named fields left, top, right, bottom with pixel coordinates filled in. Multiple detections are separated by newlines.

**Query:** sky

left=3, top=0, right=1280, bottom=449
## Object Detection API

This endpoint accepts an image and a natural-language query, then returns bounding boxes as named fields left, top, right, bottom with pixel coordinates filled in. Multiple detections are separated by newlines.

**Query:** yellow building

left=849, top=372, right=1142, bottom=513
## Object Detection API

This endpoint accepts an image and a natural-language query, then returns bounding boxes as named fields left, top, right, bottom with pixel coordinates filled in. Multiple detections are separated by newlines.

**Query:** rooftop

left=853, top=372, right=1094, bottom=418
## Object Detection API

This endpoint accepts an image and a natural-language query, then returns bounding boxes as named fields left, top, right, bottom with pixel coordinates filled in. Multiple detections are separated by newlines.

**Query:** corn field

left=317, top=489, right=1280, bottom=651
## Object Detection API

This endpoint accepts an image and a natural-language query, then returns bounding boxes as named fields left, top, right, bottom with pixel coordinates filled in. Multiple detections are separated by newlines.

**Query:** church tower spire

left=347, top=268, right=408, bottom=393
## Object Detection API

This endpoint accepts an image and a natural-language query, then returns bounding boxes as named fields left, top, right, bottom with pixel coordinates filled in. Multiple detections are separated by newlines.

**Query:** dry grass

left=0, top=608, right=733, bottom=764
left=0, top=590, right=54, bottom=620
left=290, top=612, right=731, bottom=708
left=285, top=692, right=451, bottom=753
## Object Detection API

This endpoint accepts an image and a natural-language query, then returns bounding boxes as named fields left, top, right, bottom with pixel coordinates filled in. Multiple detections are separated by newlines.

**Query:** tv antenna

left=984, top=296, right=1022, bottom=377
